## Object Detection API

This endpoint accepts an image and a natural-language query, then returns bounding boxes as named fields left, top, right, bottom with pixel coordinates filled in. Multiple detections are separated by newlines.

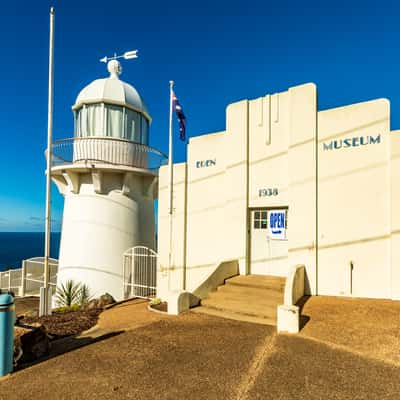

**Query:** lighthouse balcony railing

left=50, top=137, right=167, bottom=173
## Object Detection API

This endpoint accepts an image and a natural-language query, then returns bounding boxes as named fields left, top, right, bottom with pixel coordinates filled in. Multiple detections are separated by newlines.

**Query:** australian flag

left=172, top=91, right=186, bottom=141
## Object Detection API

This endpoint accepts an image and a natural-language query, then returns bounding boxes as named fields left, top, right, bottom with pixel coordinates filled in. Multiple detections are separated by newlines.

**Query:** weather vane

left=99, top=49, right=138, bottom=63
left=100, top=49, right=139, bottom=78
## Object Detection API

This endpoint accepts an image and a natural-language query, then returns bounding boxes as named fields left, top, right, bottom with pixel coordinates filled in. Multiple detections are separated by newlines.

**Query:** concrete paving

left=1, top=296, right=400, bottom=399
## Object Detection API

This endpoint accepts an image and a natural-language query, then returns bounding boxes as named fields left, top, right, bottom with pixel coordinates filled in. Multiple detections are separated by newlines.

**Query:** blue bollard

left=0, top=292, right=15, bottom=376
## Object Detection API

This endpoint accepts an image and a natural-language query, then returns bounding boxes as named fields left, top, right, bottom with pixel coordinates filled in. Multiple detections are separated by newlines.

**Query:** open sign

left=268, top=210, right=286, bottom=240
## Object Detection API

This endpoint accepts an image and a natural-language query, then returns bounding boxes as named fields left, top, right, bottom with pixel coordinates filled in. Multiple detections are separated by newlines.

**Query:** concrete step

left=191, top=306, right=276, bottom=326
left=195, top=274, right=286, bottom=326
left=225, top=275, right=286, bottom=291
left=206, top=289, right=283, bottom=308
left=201, top=295, right=278, bottom=320
left=215, top=284, right=284, bottom=301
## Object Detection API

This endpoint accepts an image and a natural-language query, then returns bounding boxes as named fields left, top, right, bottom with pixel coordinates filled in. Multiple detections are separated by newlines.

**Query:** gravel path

left=1, top=296, right=400, bottom=399
left=1, top=306, right=271, bottom=400
left=300, top=296, right=400, bottom=366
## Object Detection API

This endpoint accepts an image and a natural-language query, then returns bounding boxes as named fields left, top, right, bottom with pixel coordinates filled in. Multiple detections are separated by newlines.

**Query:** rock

left=97, top=293, right=116, bottom=308
left=14, top=340, right=23, bottom=365
left=14, top=323, right=50, bottom=364
left=85, top=299, right=99, bottom=310
left=83, top=293, right=116, bottom=310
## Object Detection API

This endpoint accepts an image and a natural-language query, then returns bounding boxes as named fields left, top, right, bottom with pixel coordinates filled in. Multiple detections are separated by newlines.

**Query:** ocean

left=0, top=232, right=61, bottom=271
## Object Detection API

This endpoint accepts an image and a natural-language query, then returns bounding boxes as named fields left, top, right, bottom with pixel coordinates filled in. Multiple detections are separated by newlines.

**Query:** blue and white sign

left=268, top=210, right=286, bottom=240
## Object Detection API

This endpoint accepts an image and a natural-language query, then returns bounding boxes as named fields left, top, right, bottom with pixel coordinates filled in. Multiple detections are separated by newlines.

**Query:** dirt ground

left=23, top=308, right=102, bottom=338
left=1, top=296, right=400, bottom=400
left=14, top=296, right=101, bottom=338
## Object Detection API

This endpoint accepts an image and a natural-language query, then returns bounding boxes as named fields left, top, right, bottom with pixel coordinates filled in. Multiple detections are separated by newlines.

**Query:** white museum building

left=157, top=82, right=400, bottom=323
left=50, top=61, right=400, bottom=329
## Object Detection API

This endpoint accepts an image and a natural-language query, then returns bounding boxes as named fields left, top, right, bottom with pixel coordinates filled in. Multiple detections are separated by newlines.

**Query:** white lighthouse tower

left=51, top=58, right=166, bottom=301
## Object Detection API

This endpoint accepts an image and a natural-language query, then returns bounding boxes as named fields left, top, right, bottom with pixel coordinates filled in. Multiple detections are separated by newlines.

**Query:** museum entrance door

left=249, top=208, right=288, bottom=276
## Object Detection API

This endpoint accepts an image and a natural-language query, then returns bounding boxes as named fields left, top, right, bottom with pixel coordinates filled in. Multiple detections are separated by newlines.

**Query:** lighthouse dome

left=73, top=77, right=150, bottom=120
left=72, top=60, right=151, bottom=144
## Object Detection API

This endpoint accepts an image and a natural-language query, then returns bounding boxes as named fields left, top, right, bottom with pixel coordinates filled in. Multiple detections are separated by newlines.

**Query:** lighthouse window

left=125, top=109, right=141, bottom=142
left=86, top=104, right=103, bottom=136
left=141, top=116, right=149, bottom=145
left=76, top=106, right=87, bottom=137
left=76, top=104, right=103, bottom=137
left=75, top=103, right=149, bottom=144
left=106, top=105, right=124, bottom=138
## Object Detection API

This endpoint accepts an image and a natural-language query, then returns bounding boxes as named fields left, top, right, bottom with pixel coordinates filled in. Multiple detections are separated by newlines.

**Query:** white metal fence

left=0, top=257, right=58, bottom=297
left=123, top=246, right=157, bottom=299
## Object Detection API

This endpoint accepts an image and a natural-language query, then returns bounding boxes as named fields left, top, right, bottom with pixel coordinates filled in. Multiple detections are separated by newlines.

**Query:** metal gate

left=123, top=246, right=157, bottom=299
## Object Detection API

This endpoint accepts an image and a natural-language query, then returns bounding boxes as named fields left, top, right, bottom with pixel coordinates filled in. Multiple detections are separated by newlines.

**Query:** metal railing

left=51, top=137, right=168, bottom=173
left=0, top=257, right=58, bottom=297
left=123, top=246, right=157, bottom=299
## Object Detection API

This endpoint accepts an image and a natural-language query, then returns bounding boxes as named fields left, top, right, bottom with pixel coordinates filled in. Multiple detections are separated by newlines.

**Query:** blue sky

left=1, top=0, right=400, bottom=231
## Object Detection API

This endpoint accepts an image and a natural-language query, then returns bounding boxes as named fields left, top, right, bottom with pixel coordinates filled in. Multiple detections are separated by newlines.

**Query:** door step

left=225, top=275, right=286, bottom=290
left=191, top=306, right=276, bottom=326
left=193, top=274, right=286, bottom=326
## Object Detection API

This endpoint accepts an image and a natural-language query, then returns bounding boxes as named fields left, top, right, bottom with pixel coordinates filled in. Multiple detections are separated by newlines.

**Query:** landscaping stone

left=83, top=293, right=116, bottom=311
left=14, top=323, right=50, bottom=364
left=97, top=293, right=115, bottom=308
left=85, top=299, right=99, bottom=310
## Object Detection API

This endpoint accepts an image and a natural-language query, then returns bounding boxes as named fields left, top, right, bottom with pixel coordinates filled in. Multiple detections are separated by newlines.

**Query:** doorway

left=249, top=207, right=289, bottom=276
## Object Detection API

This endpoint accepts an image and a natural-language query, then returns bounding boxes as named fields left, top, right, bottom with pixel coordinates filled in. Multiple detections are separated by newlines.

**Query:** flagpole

left=41, top=6, right=55, bottom=316
left=168, top=80, right=174, bottom=278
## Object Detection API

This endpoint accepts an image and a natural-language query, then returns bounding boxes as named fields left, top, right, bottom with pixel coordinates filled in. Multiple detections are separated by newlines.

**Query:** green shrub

left=78, top=283, right=92, bottom=306
left=55, top=280, right=92, bottom=308
left=54, top=304, right=81, bottom=313
left=149, top=297, right=162, bottom=306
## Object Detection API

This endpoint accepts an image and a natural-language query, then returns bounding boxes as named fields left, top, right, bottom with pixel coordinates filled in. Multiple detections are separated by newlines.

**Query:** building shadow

left=296, top=295, right=311, bottom=330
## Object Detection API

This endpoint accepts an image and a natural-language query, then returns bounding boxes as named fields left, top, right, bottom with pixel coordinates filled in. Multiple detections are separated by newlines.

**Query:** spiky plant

left=55, top=280, right=81, bottom=307
left=78, top=283, right=92, bottom=306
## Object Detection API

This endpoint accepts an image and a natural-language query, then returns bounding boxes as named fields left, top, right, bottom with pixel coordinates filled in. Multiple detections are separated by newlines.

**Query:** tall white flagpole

left=168, top=80, right=174, bottom=277
left=41, top=6, right=55, bottom=316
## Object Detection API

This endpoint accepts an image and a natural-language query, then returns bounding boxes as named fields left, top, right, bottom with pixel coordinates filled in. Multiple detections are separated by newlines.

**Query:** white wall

left=55, top=170, right=157, bottom=301
left=157, top=163, right=187, bottom=294
left=317, top=98, right=391, bottom=298
left=157, top=82, right=400, bottom=301
left=390, top=131, right=400, bottom=299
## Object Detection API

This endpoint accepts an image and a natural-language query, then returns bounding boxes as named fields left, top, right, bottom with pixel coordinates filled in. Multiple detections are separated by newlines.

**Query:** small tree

left=55, top=280, right=81, bottom=307
left=78, top=283, right=92, bottom=306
